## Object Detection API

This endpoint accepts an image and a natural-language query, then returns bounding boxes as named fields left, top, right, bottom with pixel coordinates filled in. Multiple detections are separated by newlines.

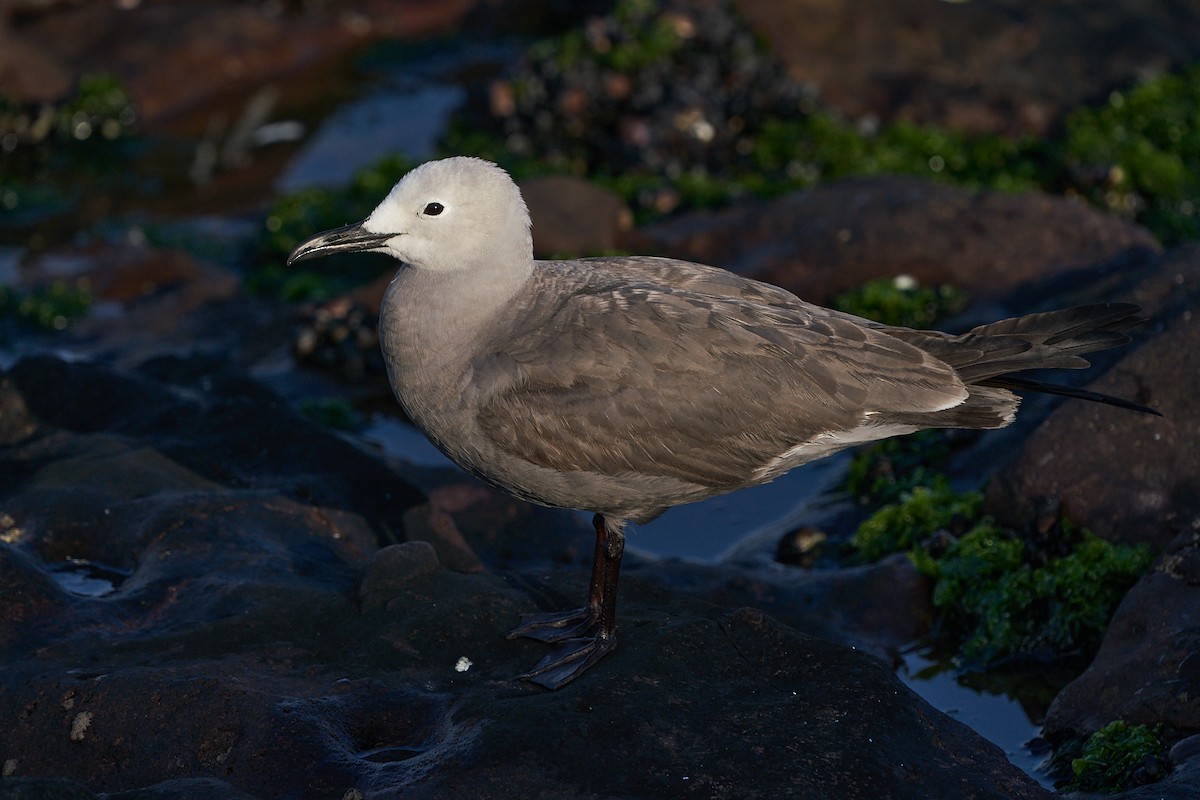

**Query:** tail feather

left=971, top=303, right=1138, bottom=342
left=879, top=302, right=1159, bottom=422
left=882, top=303, right=1144, bottom=383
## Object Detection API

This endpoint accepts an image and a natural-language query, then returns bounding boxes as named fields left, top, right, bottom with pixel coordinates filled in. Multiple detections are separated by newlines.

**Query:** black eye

left=423, top=202, right=444, bottom=216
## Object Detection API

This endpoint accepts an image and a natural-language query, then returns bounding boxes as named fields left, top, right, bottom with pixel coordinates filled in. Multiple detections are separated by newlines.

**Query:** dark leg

left=509, top=514, right=625, bottom=689
left=506, top=513, right=609, bottom=641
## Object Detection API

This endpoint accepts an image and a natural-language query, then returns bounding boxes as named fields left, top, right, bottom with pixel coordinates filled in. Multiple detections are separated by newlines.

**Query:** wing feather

left=473, top=258, right=967, bottom=487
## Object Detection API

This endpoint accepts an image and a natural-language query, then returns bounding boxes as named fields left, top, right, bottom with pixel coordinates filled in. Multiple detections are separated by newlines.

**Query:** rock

left=400, top=480, right=594, bottom=574
left=462, top=0, right=615, bottom=37
left=0, top=0, right=479, bottom=123
left=520, top=175, right=633, bottom=258
left=0, top=22, right=73, bottom=104
left=1170, top=734, right=1200, bottom=766
left=1108, top=756, right=1200, bottom=800
left=0, top=778, right=98, bottom=800
left=1042, top=529, right=1200, bottom=741
left=359, top=541, right=442, bottom=613
left=0, top=553, right=1052, bottom=800
left=1005, top=241, right=1200, bottom=327
left=0, top=377, right=38, bottom=446
left=985, top=246, right=1200, bottom=550
left=0, top=544, right=75, bottom=650
left=734, top=0, right=1200, bottom=136
left=438, top=606, right=1051, bottom=800
left=639, top=176, right=1160, bottom=306
left=106, top=778, right=264, bottom=800
left=17, top=242, right=234, bottom=307
left=1, top=353, right=424, bottom=555
left=627, top=552, right=935, bottom=659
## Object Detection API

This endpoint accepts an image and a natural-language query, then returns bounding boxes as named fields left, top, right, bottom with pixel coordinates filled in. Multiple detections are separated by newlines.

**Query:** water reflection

left=900, top=644, right=1062, bottom=788
left=46, top=558, right=130, bottom=597
left=278, top=85, right=465, bottom=192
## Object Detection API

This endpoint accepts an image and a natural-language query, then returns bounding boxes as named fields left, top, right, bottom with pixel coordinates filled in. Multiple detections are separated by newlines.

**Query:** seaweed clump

left=853, top=485, right=1152, bottom=669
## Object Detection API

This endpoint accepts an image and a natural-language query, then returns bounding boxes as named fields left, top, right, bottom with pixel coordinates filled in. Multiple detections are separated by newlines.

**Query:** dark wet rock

left=1042, top=530, right=1200, bottom=742
left=463, top=0, right=617, bottom=38
left=359, top=541, right=441, bottom=612
left=1, top=353, right=424, bottom=554
left=985, top=246, right=1200, bottom=550
left=0, top=778, right=98, bottom=800
left=639, top=176, right=1160, bottom=306
left=0, top=552, right=1052, bottom=800
left=16, top=242, right=235, bottom=308
left=0, top=776, right=265, bottom=800
left=106, top=778, right=264, bottom=800
left=1170, top=734, right=1200, bottom=767
left=735, top=0, right=1200, bottom=136
left=401, top=480, right=593, bottom=575
left=1109, top=756, right=1200, bottom=800
left=0, top=544, right=74, bottom=650
left=520, top=174, right=633, bottom=258
left=400, top=492, right=490, bottom=575
left=627, top=552, right=935, bottom=659
left=1003, top=241, right=1200, bottom=325
left=438, top=605, right=1051, bottom=800
left=0, top=370, right=39, bottom=445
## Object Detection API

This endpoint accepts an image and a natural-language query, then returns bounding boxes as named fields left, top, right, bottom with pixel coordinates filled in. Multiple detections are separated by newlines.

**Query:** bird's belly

left=752, top=420, right=920, bottom=482
left=401, top=395, right=714, bottom=519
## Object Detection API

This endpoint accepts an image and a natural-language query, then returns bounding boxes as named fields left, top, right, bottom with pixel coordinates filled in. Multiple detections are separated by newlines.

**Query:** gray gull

left=287, top=156, right=1156, bottom=689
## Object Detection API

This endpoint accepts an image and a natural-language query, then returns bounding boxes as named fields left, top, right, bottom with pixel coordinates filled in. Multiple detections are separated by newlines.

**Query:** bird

left=287, top=156, right=1157, bottom=690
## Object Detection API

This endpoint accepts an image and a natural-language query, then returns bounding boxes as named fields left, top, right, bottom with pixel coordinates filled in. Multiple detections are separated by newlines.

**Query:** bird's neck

left=378, top=257, right=532, bottom=406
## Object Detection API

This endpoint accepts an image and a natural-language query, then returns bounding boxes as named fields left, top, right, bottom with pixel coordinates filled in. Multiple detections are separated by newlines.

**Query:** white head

left=287, top=157, right=533, bottom=274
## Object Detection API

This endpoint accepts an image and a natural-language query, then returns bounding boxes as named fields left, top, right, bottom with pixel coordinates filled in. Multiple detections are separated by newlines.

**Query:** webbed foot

left=507, top=606, right=599, bottom=643
left=516, top=633, right=617, bottom=690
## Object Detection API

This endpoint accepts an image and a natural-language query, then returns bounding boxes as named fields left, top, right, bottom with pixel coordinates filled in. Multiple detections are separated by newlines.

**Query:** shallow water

left=277, top=84, right=465, bottom=192
left=900, top=646, right=1056, bottom=790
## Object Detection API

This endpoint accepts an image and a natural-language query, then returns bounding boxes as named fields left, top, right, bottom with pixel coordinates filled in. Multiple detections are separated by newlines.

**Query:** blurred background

left=3, top=0, right=1199, bottom=794
left=3, top=0, right=1199, bottom=301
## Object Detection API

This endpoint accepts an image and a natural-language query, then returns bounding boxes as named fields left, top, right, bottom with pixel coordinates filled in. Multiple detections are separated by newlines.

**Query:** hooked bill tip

left=285, top=221, right=393, bottom=266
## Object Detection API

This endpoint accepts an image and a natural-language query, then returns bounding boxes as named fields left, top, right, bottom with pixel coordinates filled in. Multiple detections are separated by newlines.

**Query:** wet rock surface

left=7, top=240, right=290, bottom=370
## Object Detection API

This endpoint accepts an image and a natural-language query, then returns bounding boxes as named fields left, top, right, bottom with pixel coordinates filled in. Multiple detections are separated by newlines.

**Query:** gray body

left=381, top=253, right=1003, bottom=525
